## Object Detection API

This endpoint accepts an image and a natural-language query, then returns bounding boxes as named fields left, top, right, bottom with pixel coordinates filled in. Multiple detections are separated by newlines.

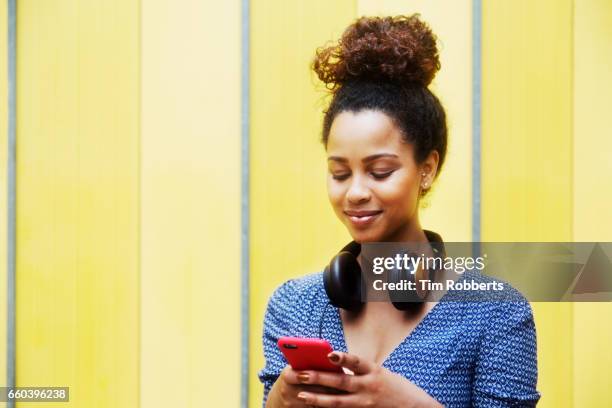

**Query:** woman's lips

left=344, top=210, right=382, bottom=227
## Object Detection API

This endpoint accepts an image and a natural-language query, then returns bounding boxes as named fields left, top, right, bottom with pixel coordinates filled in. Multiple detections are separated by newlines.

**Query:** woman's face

left=326, top=110, right=436, bottom=243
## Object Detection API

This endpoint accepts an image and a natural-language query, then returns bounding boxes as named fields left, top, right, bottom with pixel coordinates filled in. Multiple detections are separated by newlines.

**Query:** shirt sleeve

left=473, top=300, right=541, bottom=407
left=258, top=280, right=296, bottom=407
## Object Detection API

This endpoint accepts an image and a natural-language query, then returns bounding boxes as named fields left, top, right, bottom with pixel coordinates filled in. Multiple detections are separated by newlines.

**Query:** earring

left=421, top=173, right=428, bottom=188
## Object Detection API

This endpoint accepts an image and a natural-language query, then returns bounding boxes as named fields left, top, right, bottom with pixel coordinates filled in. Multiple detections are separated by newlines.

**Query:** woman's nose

left=346, top=177, right=371, bottom=204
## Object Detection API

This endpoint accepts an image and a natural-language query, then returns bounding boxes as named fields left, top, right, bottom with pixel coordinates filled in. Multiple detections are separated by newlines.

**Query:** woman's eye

left=371, top=171, right=394, bottom=179
left=331, top=170, right=394, bottom=180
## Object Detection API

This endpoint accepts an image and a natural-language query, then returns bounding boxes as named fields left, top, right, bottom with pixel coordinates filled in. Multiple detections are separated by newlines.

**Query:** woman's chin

left=348, top=228, right=384, bottom=244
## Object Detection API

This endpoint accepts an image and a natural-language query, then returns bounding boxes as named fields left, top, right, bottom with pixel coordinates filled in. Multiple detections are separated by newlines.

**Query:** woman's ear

left=420, top=150, right=439, bottom=186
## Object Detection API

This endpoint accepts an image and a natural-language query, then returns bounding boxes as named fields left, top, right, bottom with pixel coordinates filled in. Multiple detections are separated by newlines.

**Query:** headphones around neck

left=323, top=230, right=446, bottom=312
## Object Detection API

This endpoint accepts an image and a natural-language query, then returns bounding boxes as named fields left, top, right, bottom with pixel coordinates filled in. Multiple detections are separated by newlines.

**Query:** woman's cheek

left=375, top=181, right=405, bottom=205
left=327, top=184, right=345, bottom=216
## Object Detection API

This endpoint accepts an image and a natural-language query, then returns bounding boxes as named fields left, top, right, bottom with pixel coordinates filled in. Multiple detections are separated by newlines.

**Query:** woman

left=259, top=15, right=540, bottom=407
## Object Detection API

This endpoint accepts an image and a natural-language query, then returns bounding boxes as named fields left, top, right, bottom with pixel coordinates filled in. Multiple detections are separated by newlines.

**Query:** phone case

left=277, top=336, right=343, bottom=372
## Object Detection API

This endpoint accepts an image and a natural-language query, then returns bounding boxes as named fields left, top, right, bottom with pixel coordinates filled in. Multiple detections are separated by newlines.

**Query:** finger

left=296, top=370, right=358, bottom=392
left=300, top=384, right=346, bottom=394
left=280, top=366, right=302, bottom=385
left=297, top=391, right=361, bottom=408
left=328, top=351, right=372, bottom=375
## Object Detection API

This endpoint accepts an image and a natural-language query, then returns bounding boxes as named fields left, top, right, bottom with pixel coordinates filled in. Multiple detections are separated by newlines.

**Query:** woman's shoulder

left=439, top=271, right=536, bottom=333
left=456, top=272, right=537, bottom=342
left=263, top=272, right=330, bottom=337
left=264, top=272, right=328, bottom=316
left=462, top=275, right=540, bottom=405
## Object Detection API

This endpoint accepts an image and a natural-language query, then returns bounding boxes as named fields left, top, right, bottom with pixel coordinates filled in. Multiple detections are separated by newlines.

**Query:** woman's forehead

left=327, top=110, right=412, bottom=158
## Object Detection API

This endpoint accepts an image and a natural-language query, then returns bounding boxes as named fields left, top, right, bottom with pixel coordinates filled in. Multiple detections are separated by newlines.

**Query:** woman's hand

left=294, top=351, right=443, bottom=408
left=266, top=365, right=342, bottom=408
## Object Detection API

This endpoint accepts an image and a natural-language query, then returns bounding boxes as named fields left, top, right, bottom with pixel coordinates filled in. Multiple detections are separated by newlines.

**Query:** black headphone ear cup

left=388, top=253, right=426, bottom=311
left=323, top=235, right=444, bottom=313
left=323, top=251, right=362, bottom=311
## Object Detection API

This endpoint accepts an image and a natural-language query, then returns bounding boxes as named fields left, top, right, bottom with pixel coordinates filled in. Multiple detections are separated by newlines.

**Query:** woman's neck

left=385, top=214, right=428, bottom=243
left=357, top=216, right=429, bottom=269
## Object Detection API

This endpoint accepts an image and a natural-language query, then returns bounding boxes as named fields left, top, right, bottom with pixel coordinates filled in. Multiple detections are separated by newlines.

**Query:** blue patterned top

left=259, top=271, right=541, bottom=407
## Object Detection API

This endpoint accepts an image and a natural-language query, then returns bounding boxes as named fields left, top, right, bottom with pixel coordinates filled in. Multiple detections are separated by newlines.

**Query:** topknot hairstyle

left=313, top=15, right=440, bottom=89
left=312, top=15, right=448, bottom=193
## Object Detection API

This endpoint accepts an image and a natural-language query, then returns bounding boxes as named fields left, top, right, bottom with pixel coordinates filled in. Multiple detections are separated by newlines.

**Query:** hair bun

left=313, top=15, right=440, bottom=90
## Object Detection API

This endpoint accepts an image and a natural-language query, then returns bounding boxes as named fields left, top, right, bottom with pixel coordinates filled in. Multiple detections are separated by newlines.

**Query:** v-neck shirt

left=258, top=271, right=541, bottom=407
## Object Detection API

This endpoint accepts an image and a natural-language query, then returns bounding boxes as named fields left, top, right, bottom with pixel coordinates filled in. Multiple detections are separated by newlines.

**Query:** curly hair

left=312, top=15, right=448, bottom=189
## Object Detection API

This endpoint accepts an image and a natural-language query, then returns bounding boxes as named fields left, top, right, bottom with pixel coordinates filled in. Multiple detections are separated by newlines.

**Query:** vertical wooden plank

left=482, top=1, right=573, bottom=406
left=16, top=1, right=140, bottom=406
left=357, top=0, right=473, bottom=242
left=249, top=1, right=356, bottom=406
left=573, top=0, right=612, bottom=405
left=140, top=0, right=242, bottom=407
left=0, top=1, right=8, bottom=406
left=482, top=0, right=573, bottom=241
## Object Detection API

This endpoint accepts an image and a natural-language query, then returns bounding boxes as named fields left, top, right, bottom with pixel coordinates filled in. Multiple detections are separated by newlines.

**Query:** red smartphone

left=277, top=336, right=343, bottom=372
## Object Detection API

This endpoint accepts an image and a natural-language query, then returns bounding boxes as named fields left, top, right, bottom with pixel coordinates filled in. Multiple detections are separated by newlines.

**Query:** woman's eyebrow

left=327, top=153, right=399, bottom=163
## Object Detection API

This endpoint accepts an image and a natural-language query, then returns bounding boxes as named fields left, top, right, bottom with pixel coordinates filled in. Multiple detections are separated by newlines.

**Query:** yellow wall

left=10, top=0, right=242, bottom=406
left=3, top=1, right=612, bottom=407
left=482, top=0, right=612, bottom=406
left=572, top=0, right=612, bottom=405
left=16, top=1, right=140, bottom=407
left=140, top=0, right=241, bottom=406
left=0, top=2, right=8, bottom=407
